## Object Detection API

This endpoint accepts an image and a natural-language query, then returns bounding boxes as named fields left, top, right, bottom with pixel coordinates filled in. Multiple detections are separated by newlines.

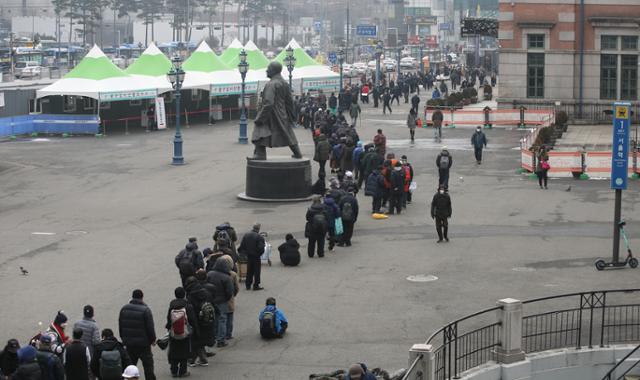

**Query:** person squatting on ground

left=278, top=234, right=301, bottom=266
left=258, top=298, right=288, bottom=339
left=471, top=127, right=487, bottom=164
left=431, top=186, right=452, bottom=243
left=238, top=224, right=265, bottom=291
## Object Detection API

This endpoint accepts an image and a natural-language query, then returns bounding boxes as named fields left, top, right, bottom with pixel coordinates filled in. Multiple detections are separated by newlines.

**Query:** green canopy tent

left=124, top=42, right=173, bottom=94
left=219, top=38, right=244, bottom=65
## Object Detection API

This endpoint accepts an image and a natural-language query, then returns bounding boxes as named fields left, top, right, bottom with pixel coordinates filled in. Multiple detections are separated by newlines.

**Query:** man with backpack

left=34, top=336, right=64, bottom=380
left=165, top=287, right=198, bottom=378
left=338, top=190, right=359, bottom=247
left=184, top=277, right=216, bottom=366
left=91, top=329, right=130, bottom=380
left=206, top=259, right=234, bottom=349
left=213, top=223, right=238, bottom=255
left=63, top=328, right=91, bottom=380
left=118, top=290, right=156, bottom=380
left=237, top=224, right=265, bottom=291
left=175, top=241, right=204, bottom=286
left=364, top=167, right=385, bottom=214
left=436, top=146, right=453, bottom=190
left=258, top=298, right=288, bottom=339
left=305, top=196, right=328, bottom=258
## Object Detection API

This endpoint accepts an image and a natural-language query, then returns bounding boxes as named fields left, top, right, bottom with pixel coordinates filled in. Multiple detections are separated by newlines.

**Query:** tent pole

left=208, top=90, right=212, bottom=126
left=97, top=99, right=104, bottom=136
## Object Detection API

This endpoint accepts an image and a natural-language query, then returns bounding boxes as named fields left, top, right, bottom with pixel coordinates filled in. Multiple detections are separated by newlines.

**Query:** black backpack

left=199, top=301, right=216, bottom=325
left=312, top=212, right=327, bottom=233
left=260, top=310, right=277, bottom=339
left=439, top=154, right=450, bottom=170
left=342, top=202, right=354, bottom=222
left=99, top=349, right=122, bottom=380
left=177, top=251, right=194, bottom=276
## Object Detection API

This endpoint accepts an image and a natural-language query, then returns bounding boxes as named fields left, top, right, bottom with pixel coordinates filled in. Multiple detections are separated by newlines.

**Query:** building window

left=600, top=54, right=617, bottom=99
left=527, top=34, right=544, bottom=49
left=622, top=36, right=638, bottom=51
left=621, top=55, right=638, bottom=100
left=601, top=35, right=618, bottom=50
left=527, top=53, right=544, bottom=98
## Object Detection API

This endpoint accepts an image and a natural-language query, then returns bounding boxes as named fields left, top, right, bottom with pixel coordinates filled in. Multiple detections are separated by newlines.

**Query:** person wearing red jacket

left=402, top=155, right=414, bottom=207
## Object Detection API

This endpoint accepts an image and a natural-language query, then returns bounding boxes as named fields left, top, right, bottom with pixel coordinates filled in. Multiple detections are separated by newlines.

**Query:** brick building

left=497, top=0, right=640, bottom=121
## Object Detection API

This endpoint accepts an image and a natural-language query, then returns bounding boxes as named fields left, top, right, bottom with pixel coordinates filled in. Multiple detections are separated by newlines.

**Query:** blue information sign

left=611, top=102, right=631, bottom=190
left=356, top=25, right=378, bottom=37
left=314, top=21, right=322, bottom=33
left=439, top=23, right=452, bottom=31
left=328, top=52, right=337, bottom=64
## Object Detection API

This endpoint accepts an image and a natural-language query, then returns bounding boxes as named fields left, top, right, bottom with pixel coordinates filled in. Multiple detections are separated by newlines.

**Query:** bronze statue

left=250, top=61, right=302, bottom=160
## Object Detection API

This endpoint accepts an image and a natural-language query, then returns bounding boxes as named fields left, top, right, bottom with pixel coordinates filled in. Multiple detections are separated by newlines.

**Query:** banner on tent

left=99, top=89, right=157, bottom=102
left=155, top=97, right=166, bottom=130
left=302, top=78, right=340, bottom=91
left=210, top=82, right=259, bottom=96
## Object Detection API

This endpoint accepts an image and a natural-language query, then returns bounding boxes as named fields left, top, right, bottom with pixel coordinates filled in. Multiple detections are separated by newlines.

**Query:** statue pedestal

left=238, top=156, right=313, bottom=202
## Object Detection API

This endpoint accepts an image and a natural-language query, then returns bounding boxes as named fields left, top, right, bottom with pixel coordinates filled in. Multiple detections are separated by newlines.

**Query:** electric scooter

left=595, top=221, right=638, bottom=270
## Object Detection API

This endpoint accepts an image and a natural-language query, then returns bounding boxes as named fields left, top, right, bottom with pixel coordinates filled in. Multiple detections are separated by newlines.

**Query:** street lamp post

left=284, top=46, right=296, bottom=91
left=337, top=46, right=345, bottom=92
left=419, top=37, right=425, bottom=74
left=396, top=47, right=401, bottom=79
left=375, top=40, right=383, bottom=86
left=167, top=56, right=186, bottom=165
left=238, top=49, right=249, bottom=144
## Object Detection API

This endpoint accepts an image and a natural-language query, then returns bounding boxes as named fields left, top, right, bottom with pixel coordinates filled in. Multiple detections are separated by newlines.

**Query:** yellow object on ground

left=372, top=213, right=388, bottom=219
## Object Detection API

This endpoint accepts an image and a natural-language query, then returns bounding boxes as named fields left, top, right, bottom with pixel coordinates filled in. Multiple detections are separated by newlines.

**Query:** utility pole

left=346, top=0, right=350, bottom=63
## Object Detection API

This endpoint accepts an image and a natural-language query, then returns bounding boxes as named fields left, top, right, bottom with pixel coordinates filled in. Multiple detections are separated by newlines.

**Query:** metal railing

left=513, top=101, right=640, bottom=124
left=601, top=343, right=640, bottom=380
left=405, top=289, right=640, bottom=380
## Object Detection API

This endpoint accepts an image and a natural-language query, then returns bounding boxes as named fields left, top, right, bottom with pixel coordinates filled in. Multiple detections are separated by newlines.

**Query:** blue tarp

left=0, top=114, right=100, bottom=137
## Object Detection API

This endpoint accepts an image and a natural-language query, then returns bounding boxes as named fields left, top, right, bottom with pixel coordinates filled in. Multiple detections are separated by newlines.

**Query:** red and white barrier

left=425, top=108, right=554, bottom=127
left=521, top=149, right=640, bottom=178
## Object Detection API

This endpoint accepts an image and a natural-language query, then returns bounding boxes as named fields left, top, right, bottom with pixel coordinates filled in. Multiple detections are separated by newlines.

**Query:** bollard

left=483, top=106, right=492, bottom=129
left=518, top=105, right=527, bottom=129
left=493, top=298, right=526, bottom=363
left=449, top=107, right=456, bottom=129
left=579, top=146, right=590, bottom=179
left=408, top=344, right=434, bottom=380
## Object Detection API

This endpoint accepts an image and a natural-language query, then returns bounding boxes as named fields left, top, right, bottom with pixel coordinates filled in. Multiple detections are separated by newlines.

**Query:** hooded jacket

left=12, top=347, right=41, bottom=380
left=219, top=255, right=239, bottom=311
left=436, top=150, right=453, bottom=170
left=206, top=259, right=234, bottom=305
left=431, top=191, right=452, bottom=218
left=278, top=238, right=301, bottom=266
left=314, top=135, right=331, bottom=162
left=0, top=343, right=19, bottom=377
left=364, top=170, right=384, bottom=198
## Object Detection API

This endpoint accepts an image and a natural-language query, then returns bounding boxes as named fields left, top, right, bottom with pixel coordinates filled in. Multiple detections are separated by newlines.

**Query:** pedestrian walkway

left=554, top=124, right=614, bottom=151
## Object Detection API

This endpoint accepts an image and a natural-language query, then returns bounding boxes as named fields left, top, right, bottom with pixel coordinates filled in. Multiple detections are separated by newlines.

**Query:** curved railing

left=403, top=289, right=640, bottom=380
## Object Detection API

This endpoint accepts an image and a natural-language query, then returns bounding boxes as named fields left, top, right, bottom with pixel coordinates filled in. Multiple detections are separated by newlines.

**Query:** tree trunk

left=253, top=16, right=258, bottom=43
left=221, top=0, right=226, bottom=47
left=145, top=17, right=148, bottom=47
left=82, top=9, right=86, bottom=46
left=151, top=13, right=155, bottom=42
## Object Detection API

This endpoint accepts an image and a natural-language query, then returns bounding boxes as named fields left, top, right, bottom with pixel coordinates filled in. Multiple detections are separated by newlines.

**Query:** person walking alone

left=238, top=223, right=265, bottom=291
left=536, top=147, right=550, bottom=189
left=431, top=186, right=452, bottom=243
left=407, top=109, right=417, bottom=142
left=349, top=101, right=361, bottom=126
left=382, top=90, right=392, bottom=115
left=436, top=147, right=453, bottom=190
left=470, top=126, right=487, bottom=164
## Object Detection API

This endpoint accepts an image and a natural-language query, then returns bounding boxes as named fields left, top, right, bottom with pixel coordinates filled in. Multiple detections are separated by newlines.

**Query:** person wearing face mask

left=431, top=186, right=452, bottom=243
left=388, top=162, right=405, bottom=215
left=471, top=126, right=488, bottom=164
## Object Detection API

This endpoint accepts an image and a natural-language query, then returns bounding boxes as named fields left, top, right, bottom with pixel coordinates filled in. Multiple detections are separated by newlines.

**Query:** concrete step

left=624, top=375, right=640, bottom=380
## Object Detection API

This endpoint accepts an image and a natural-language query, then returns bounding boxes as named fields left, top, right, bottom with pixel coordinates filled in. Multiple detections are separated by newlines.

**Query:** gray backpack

left=99, top=349, right=122, bottom=380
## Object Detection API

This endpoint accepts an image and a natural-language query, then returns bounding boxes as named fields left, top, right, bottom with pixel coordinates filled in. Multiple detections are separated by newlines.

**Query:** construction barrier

left=0, top=114, right=99, bottom=137
left=521, top=149, right=640, bottom=178
left=425, top=107, right=555, bottom=127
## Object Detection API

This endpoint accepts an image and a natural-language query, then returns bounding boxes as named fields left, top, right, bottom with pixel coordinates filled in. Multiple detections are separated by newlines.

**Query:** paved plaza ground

left=0, top=95, right=639, bottom=379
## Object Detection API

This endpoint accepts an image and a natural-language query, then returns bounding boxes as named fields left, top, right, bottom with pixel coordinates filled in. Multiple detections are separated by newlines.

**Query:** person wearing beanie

left=471, top=126, right=488, bottom=164
left=73, top=305, right=100, bottom=357
left=0, top=339, right=20, bottom=378
left=118, top=290, right=156, bottom=380
left=63, top=328, right=91, bottom=380
left=165, top=287, right=198, bottom=377
left=238, top=224, right=265, bottom=291
left=35, top=335, right=64, bottom=380
left=44, top=311, right=69, bottom=358
left=13, top=346, right=41, bottom=380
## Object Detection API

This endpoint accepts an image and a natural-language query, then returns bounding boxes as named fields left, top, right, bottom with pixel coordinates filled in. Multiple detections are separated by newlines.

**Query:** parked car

left=341, top=63, right=356, bottom=77
left=400, top=57, right=418, bottom=69
left=15, top=61, right=42, bottom=79
left=383, top=58, right=396, bottom=72
left=367, top=60, right=377, bottom=71
left=352, top=62, right=368, bottom=75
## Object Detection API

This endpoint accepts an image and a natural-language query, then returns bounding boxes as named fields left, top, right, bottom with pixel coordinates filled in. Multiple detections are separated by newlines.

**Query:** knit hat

left=186, top=242, right=197, bottom=251
left=348, top=364, right=364, bottom=380
left=188, top=237, right=197, bottom=243
left=83, top=305, right=94, bottom=318
left=54, top=311, right=67, bottom=325
left=17, top=346, right=36, bottom=363
left=6, top=339, right=19, bottom=353
left=132, top=289, right=144, bottom=299
left=122, top=365, right=140, bottom=379
left=345, top=171, right=354, bottom=178
left=174, top=287, right=186, bottom=299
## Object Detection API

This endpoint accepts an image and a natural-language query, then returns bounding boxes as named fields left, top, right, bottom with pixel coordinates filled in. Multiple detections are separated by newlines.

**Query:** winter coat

left=118, top=299, right=156, bottom=348
left=63, top=340, right=90, bottom=380
left=0, top=347, right=19, bottom=377
left=364, top=170, right=385, bottom=198
left=328, top=95, right=337, bottom=109
left=373, top=134, right=386, bottom=154
left=362, top=151, right=384, bottom=178
left=407, top=113, right=417, bottom=129
left=436, top=151, right=453, bottom=170
left=431, top=192, right=452, bottom=218
left=11, top=361, right=41, bottom=380
left=259, top=305, right=288, bottom=335
left=165, top=298, right=197, bottom=362
left=311, top=178, right=326, bottom=196
left=183, top=280, right=213, bottom=348
left=323, top=197, right=340, bottom=228
left=206, top=259, right=234, bottom=305
left=471, top=131, right=487, bottom=149
left=339, top=193, right=359, bottom=223
left=340, top=145, right=355, bottom=172
left=73, top=317, right=100, bottom=354
left=219, top=255, right=239, bottom=312
left=352, top=145, right=364, bottom=169
left=305, top=203, right=328, bottom=237
left=175, top=245, right=204, bottom=277
left=35, top=349, right=64, bottom=380
left=432, top=109, right=443, bottom=125
left=238, top=230, right=265, bottom=259
left=403, top=165, right=413, bottom=192
left=390, top=168, right=405, bottom=193
left=314, top=135, right=332, bottom=162
left=411, top=94, right=420, bottom=106
left=349, top=103, right=361, bottom=119
left=90, top=338, right=130, bottom=379
left=278, top=239, right=301, bottom=266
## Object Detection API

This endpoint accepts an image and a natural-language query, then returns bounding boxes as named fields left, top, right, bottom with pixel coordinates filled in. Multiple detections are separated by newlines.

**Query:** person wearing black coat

left=165, top=287, right=198, bottom=377
left=205, top=260, right=234, bottom=348
left=237, top=224, right=265, bottom=291
left=338, top=191, right=359, bottom=246
left=11, top=346, right=41, bottom=380
left=63, top=328, right=90, bottom=380
left=431, top=186, right=452, bottom=242
left=175, top=241, right=204, bottom=286
left=184, top=277, right=213, bottom=365
left=118, top=289, right=156, bottom=380
left=388, top=162, right=405, bottom=215
left=278, top=234, right=301, bottom=266
left=0, top=339, right=20, bottom=378
left=364, top=168, right=385, bottom=213
left=91, top=329, right=131, bottom=380
left=305, top=196, right=328, bottom=258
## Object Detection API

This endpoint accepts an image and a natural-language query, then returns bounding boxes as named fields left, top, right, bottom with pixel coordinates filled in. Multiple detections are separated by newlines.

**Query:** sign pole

left=610, top=102, right=631, bottom=263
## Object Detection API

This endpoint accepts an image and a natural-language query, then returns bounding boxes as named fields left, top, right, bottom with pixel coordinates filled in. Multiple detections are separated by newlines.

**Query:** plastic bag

left=409, top=181, right=418, bottom=191
left=334, top=217, right=344, bottom=235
